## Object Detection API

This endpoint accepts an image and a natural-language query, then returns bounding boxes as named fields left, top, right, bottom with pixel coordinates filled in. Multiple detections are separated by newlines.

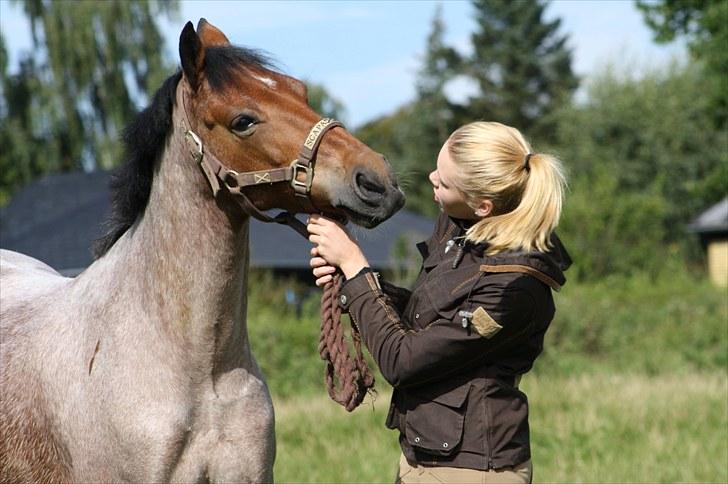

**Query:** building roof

left=0, top=171, right=434, bottom=275
left=689, top=197, right=728, bottom=235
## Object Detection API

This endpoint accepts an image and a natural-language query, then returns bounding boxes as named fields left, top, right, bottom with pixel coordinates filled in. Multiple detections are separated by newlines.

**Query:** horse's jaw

left=329, top=186, right=406, bottom=228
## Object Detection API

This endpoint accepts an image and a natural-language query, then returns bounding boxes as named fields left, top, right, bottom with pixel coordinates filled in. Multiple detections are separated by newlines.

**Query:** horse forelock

left=203, top=45, right=279, bottom=91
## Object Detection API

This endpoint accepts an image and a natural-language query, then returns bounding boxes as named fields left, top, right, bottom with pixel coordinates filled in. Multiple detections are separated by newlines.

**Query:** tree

left=552, top=62, right=727, bottom=279
left=463, top=0, right=578, bottom=137
left=0, top=0, right=178, bottom=206
left=637, top=0, right=727, bottom=126
left=305, top=82, right=346, bottom=121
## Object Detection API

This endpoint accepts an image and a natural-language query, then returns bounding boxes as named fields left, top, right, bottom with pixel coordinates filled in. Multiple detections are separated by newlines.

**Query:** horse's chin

left=333, top=196, right=405, bottom=229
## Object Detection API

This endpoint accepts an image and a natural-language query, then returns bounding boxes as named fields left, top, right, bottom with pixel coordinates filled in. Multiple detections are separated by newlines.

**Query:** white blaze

left=252, top=74, right=277, bottom=89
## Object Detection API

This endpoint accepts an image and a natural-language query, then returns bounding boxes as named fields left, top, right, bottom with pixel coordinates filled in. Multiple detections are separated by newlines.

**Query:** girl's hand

left=309, top=253, right=337, bottom=287
left=307, top=214, right=369, bottom=280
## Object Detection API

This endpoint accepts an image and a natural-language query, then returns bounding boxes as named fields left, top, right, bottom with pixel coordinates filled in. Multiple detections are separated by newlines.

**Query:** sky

left=0, top=0, right=685, bottom=129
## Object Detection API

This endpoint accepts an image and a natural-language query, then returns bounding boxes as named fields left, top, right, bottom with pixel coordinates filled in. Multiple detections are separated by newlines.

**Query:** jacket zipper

left=483, top=388, right=494, bottom=470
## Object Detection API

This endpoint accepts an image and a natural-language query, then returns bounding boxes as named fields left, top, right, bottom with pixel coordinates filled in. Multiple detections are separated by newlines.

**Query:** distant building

left=689, top=197, right=728, bottom=287
left=0, top=171, right=434, bottom=278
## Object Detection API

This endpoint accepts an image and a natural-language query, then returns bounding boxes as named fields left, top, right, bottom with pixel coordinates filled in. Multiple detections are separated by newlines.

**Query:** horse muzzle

left=333, top=167, right=405, bottom=228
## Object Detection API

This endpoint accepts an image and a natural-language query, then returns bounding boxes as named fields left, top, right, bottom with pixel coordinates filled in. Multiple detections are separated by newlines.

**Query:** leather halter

left=181, top=89, right=343, bottom=236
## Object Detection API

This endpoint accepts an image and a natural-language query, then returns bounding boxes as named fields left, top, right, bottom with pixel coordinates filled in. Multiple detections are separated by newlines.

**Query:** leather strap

left=479, top=264, right=562, bottom=291
left=291, top=118, right=343, bottom=197
left=181, top=88, right=342, bottom=232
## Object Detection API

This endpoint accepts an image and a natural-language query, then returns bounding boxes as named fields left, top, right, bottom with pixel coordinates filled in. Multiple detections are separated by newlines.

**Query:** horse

left=0, top=19, right=404, bottom=483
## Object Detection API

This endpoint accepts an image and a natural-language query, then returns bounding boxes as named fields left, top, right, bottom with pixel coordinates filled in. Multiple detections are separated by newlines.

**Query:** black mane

left=93, top=46, right=277, bottom=258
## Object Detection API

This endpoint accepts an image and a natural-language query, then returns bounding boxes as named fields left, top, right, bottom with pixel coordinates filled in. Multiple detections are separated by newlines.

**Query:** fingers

left=315, top=274, right=333, bottom=287
left=310, top=256, right=328, bottom=268
left=307, top=213, right=339, bottom=231
left=308, top=234, right=321, bottom=245
left=313, top=265, right=335, bottom=278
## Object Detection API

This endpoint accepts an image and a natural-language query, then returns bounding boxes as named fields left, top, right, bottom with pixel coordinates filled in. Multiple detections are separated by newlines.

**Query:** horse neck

left=109, top=99, right=251, bottom=372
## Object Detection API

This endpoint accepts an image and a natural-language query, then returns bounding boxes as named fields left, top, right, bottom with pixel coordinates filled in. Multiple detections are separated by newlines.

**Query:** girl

left=308, top=121, right=571, bottom=483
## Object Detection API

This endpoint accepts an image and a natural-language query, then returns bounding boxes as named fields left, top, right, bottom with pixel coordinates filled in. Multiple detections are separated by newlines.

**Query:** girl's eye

left=231, top=115, right=258, bottom=134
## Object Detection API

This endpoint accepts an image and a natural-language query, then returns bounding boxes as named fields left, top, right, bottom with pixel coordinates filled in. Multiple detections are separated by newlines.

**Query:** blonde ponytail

left=448, top=122, right=566, bottom=254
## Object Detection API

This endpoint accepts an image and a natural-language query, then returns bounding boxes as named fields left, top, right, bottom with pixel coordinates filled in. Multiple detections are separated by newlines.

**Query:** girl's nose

left=428, top=170, right=438, bottom=186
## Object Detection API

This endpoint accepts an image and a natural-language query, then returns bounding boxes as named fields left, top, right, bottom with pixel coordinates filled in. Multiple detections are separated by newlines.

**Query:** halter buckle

left=223, top=170, right=241, bottom=189
left=290, top=160, right=313, bottom=197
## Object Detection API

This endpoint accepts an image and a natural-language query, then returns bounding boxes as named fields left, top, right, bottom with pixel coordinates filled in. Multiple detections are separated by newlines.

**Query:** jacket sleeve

left=380, top=279, right=412, bottom=314
left=339, top=271, right=537, bottom=388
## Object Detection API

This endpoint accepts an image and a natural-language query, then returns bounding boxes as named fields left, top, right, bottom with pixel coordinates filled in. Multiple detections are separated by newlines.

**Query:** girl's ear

left=474, top=199, right=493, bottom=218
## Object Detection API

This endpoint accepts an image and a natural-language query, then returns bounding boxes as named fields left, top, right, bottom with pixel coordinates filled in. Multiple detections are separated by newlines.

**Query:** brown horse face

left=178, top=20, right=404, bottom=228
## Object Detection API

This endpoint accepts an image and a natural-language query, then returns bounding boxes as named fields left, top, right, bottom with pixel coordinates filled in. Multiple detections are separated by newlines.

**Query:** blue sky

left=0, top=0, right=685, bottom=129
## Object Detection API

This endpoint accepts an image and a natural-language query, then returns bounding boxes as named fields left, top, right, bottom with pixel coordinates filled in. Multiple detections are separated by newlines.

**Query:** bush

left=539, top=264, right=728, bottom=375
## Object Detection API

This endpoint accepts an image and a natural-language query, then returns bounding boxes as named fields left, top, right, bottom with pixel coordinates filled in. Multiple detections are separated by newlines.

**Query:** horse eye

left=231, top=115, right=258, bottom=134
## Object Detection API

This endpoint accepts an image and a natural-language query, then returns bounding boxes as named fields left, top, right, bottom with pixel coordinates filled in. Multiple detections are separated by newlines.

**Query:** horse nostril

left=355, top=171, right=386, bottom=197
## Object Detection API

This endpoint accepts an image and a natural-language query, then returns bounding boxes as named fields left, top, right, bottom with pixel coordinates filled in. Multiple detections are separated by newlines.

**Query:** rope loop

left=319, top=273, right=376, bottom=411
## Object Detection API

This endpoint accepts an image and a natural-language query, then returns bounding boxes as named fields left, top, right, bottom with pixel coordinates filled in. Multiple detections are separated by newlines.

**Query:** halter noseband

left=181, top=92, right=343, bottom=235
left=187, top=117, right=343, bottom=201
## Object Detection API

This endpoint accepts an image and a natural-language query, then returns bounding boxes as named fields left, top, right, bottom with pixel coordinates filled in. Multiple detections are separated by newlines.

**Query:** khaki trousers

left=395, top=453, right=532, bottom=484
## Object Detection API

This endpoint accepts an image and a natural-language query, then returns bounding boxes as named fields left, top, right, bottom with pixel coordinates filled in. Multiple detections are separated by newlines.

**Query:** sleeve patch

left=471, top=306, right=503, bottom=339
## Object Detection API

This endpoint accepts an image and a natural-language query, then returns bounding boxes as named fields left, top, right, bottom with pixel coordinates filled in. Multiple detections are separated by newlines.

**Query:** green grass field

left=248, top=268, right=728, bottom=483
left=272, top=372, right=727, bottom=483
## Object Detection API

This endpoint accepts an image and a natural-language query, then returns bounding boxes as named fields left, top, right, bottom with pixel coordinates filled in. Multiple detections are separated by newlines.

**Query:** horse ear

left=179, top=21, right=204, bottom=91
left=197, top=18, right=230, bottom=47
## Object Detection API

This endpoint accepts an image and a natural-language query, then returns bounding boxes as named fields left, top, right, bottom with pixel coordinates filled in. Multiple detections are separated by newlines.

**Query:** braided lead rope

left=318, top=273, right=376, bottom=412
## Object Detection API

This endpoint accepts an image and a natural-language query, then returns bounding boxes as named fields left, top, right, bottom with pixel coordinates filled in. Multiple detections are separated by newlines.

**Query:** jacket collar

left=418, top=215, right=572, bottom=290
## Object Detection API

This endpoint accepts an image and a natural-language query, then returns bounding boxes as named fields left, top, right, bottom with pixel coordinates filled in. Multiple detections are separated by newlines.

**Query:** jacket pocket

left=404, top=383, right=471, bottom=456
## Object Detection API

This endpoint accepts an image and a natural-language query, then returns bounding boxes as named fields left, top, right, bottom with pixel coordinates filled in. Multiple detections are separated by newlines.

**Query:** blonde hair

left=448, top=121, right=566, bottom=254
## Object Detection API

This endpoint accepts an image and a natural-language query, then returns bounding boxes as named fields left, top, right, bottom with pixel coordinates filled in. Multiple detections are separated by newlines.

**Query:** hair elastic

left=523, top=153, right=533, bottom=172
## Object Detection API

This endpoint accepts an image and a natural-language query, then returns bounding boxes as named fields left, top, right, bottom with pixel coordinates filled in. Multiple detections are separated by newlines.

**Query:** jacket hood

left=476, top=233, right=572, bottom=291
left=451, top=215, right=572, bottom=291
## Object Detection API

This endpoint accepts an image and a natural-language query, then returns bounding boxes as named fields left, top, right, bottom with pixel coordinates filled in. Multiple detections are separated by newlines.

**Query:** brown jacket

left=338, top=213, right=571, bottom=470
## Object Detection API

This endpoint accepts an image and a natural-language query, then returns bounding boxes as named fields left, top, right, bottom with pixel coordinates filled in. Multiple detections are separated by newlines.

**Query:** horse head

left=178, top=19, right=404, bottom=228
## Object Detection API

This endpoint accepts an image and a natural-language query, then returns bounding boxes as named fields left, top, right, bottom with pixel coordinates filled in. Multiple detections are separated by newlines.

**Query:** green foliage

left=541, top=267, right=727, bottom=375
left=0, top=0, right=178, bottom=206
left=558, top=169, right=669, bottom=279
left=550, top=63, right=727, bottom=278
left=637, top=0, right=728, bottom=126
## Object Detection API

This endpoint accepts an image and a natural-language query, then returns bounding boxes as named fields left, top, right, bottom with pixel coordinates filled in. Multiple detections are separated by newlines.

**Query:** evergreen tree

left=464, top=0, right=578, bottom=137
left=0, top=0, right=178, bottom=205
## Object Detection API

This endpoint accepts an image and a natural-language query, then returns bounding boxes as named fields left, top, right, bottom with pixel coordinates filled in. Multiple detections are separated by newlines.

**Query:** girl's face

left=429, top=142, right=478, bottom=220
